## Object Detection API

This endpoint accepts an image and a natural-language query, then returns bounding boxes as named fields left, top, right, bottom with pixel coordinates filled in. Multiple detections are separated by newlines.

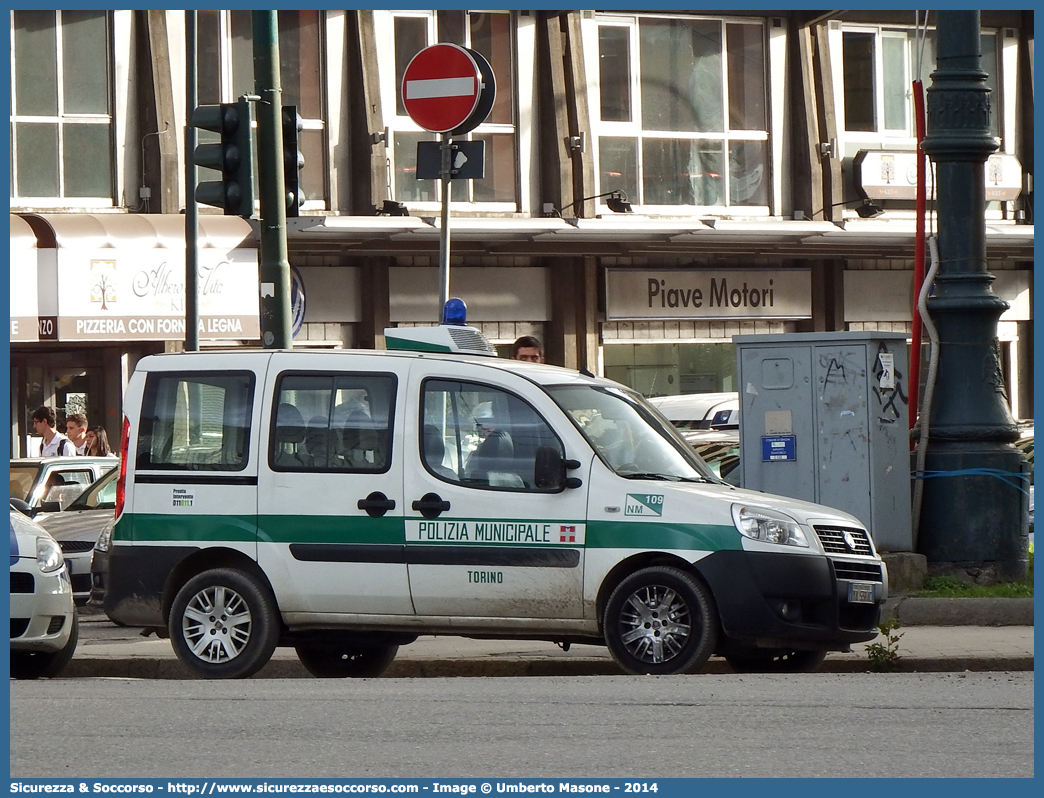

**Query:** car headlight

left=37, top=536, right=65, bottom=573
left=732, top=504, right=809, bottom=548
left=95, top=521, right=114, bottom=553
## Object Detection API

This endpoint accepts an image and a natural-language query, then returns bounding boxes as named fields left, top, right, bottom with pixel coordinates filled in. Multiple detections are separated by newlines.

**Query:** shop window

left=136, top=373, right=254, bottom=472
left=841, top=27, right=999, bottom=140
left=421, top=380, right=561, bottom=490
left=594, top=15, right=769, bottom=210
left=389, top=11, right=517, bottom=208
left=197, top=10, right=327, bottom=209
left=271, top=373, right=397, bottom=473
left=603, top=342, right=738, bottom=399
left=10, top=10, right=114, bottom=204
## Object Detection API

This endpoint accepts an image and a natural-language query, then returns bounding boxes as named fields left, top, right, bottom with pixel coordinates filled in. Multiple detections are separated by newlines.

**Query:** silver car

left=35, top=468, right=117, bottom=606
left=10, top=456, right=118, bottom=515
left=10, top=508, right=78, bottom=679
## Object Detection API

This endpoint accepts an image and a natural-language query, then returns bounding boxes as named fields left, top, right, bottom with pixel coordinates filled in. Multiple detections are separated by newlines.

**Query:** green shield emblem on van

left=624, top=494, right=664, bottom=517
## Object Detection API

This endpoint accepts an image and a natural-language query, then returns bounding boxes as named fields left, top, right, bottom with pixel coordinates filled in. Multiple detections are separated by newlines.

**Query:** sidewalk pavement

left=62, top=599, right=1034, bottom=679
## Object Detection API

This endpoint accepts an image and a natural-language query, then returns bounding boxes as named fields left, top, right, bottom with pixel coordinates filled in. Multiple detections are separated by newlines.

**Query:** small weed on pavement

left=866, top=618, right=903, bottom=672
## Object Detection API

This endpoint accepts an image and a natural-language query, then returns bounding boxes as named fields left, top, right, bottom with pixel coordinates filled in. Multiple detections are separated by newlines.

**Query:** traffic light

left=192, top=100, right=254, bottom=217
left=282, top=105, right=305, bottom=217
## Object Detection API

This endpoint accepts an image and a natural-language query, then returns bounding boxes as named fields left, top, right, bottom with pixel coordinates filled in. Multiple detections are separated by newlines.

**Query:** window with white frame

left=197, top=10, right=326, bottom=209
left=10, top=10, right=114, bottom=204
left=841, top=27, right=1000, bottom=140
left=389, top=10, right=517, bottom=208
left=593, top=15, right=769, bottom=211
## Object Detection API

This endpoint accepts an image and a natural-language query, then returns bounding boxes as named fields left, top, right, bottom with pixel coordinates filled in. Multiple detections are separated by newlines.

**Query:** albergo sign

left=605, top=268, right=812, bottom=321
left=401, top=43, right=496, bottom=135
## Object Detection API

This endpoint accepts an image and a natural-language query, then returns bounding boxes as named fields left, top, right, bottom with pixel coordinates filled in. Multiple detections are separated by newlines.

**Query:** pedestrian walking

left=84, top=426, right=117, bottom=457
left=65, top=412, right=89, bottom=455
left=32, top=406, right=76, bottom=457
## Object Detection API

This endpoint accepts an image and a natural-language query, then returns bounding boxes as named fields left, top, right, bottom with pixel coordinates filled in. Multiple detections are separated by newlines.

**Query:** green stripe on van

left=119, top=513, right=257, bottom=543
left=119, top=513, right=740, bottom=552
left=258, top=515, right=403, bottom=544
left=586, top=520, right=741, bottom=552
left=119, top=513, right=403, bottom=545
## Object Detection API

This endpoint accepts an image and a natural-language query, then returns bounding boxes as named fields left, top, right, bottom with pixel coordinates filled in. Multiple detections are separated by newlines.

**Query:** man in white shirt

left=32, top=406, right=76, bottom=457
left=64, top=413, right=89, bottom=455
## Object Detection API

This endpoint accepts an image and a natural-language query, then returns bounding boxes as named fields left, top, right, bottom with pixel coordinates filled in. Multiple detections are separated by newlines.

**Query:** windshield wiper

left=618, top=472, right=713, bottom=483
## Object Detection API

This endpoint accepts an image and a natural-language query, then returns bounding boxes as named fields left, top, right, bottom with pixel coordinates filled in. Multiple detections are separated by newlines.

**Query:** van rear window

left=271, top=373, right=396, bottom=473
left=137, top=372, right=254, bottom=471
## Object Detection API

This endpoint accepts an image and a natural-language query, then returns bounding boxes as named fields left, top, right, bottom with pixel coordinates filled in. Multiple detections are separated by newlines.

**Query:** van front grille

left=59, top=540, right=96, bottom=553
left=832, top=560, right=884, bottom=583
left=814, top=525, right=873, bottom=556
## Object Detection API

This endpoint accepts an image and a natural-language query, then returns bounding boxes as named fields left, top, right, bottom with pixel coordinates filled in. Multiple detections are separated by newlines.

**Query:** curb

left=60, top=654, right=1034, bottom=680
left=883, top=597, right=1034, bottom=626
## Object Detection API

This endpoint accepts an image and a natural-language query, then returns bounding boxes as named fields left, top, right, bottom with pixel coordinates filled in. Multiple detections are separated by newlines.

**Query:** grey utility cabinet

left=734, top=332, right=912, bottom=551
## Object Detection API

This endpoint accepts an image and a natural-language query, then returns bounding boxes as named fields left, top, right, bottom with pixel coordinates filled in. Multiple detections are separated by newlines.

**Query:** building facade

left=9, top=9, right=1035, bottom=455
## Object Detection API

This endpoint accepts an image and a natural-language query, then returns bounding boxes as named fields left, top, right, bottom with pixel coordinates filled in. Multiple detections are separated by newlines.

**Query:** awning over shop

left=10, top=215, right=40, bottom=342
left=287, top=215, right=1034, bottom=261
left=18, top=214, right=259, bottom=343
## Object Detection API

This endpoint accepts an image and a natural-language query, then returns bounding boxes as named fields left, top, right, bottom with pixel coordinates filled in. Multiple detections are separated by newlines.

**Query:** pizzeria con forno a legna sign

left=605, top=269, right=811, bottom=321
left=47, top=248, right=259, bottom=342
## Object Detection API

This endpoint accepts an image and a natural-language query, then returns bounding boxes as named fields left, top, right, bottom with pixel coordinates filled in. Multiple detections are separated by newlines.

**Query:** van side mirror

left=534, top=447, right=583, bottom=490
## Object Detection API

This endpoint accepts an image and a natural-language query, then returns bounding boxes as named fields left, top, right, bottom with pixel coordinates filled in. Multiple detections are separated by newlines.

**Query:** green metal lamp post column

left=252, top=11, right=292, bottom=349
left=918, top=11, right=1027, bottom=581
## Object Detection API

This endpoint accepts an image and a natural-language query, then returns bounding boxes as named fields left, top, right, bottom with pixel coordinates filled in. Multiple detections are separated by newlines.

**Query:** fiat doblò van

left=104, top=324, right=887, bottom=678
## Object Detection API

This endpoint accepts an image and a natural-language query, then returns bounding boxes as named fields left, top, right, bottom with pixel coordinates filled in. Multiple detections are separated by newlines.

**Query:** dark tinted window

left=137, top=372, right=253, bottom=471
left=271, top=373, right=397, bottom=473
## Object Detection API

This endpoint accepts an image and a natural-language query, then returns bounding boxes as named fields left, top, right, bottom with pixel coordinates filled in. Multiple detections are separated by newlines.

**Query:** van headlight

left=37, top=536, right=65, bottom=573
left=732, top=505, right=809, bottom=548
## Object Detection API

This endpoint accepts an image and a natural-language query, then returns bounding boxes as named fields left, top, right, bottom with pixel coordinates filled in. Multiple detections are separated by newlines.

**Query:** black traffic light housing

left=192, top=99, right=254, bottom=217
left=282, top=105, right=305, bottom=217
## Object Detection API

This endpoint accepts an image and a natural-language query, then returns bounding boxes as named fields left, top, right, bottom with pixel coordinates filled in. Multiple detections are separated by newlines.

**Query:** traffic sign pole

left=439, top=134, right=452, bottom=309
left=401, top=43, right=495, bottom=315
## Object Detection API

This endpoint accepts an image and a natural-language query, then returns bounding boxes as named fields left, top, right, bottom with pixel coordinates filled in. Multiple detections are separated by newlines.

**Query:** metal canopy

left=286, top=215, right=1034, bottom=260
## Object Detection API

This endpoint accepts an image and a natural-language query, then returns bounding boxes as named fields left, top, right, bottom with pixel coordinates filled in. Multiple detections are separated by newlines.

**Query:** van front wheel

left=604, top=566, right=718, bottom=675
left=295, top=643, right=399, bottom=678
left=169, top=568, right=279, bottom=679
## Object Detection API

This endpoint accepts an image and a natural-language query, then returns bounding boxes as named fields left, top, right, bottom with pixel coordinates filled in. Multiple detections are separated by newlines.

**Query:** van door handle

left=358, top=491, right=396, bottom=518
left=411, top=492, right=451, bottom=519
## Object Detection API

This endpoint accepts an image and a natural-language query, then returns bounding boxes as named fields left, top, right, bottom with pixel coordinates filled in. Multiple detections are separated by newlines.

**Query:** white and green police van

left=104, top=320, right=888, bottom=678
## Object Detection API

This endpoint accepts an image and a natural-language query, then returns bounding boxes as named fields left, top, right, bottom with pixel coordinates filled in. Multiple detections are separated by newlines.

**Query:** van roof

left=137, top=347, right=616, bottom=390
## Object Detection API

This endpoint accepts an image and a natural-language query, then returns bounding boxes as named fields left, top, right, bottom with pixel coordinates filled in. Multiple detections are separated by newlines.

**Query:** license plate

left=848, top=582, right=875, bottom=604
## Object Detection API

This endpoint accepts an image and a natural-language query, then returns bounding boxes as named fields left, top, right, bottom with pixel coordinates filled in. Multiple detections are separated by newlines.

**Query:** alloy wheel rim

left=618, top=584, right=692, bottom=664
left=182, top=585, right=252, bottom=663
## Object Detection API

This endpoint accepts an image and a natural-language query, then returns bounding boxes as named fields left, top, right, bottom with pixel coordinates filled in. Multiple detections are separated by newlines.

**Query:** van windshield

left=547, top=384, right=720, bottom=482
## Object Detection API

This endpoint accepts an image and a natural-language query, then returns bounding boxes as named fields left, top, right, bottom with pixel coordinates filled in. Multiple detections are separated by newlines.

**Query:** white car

left=9, top=508, right=78, bottom=679
left=647, top=392, right=739, bottom=430
left=35, top=468, right=118, bottom=605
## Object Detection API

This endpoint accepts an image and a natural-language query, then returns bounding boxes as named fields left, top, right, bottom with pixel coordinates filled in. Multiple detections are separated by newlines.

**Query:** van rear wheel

left=725, top=648, right=827, bottom=673
left=295, top=643, right=399, bottom=678
left=169, top=568, right=279, bottom=679
left=603, top=566, right=718, bottom=675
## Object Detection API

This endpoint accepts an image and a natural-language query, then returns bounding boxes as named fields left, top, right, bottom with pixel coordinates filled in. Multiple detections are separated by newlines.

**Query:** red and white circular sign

left=401, top=43, right=484, bottom=134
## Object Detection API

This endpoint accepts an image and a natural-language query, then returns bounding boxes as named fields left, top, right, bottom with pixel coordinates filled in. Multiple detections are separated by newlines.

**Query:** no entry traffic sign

left=402, top=43, right=495, bottom=135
